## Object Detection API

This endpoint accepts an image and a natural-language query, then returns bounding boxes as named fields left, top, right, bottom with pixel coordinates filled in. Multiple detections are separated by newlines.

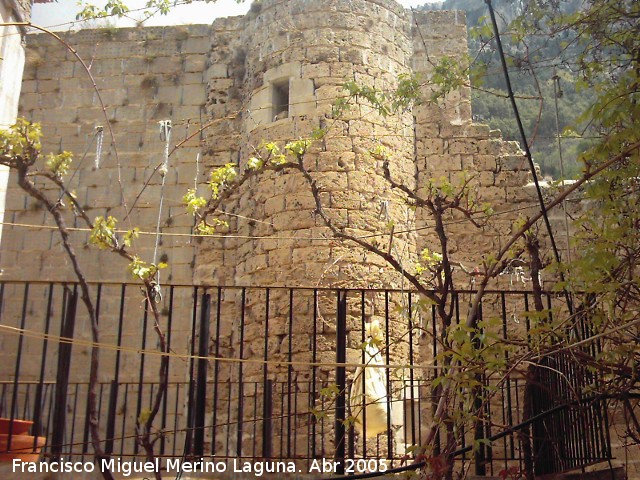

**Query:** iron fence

left=0, top=281, right=612, bottom=476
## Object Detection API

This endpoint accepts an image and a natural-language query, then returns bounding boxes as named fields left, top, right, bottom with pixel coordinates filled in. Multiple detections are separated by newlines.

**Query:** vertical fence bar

left=360, top=289, right=367, bottom=455
left=335, top=290, right=347, bottom=475
left=431, top=303, right=440, bottom=456
left=33, top=283, right=54, bottom=450
left=7, top=283, right=29, bottom=454
left=262, top=288, right=270, bottom=458
left=287, top=289, right=293, bottom=459
left=161, top=285, right=174, bottom=456
left=81, top=284, right=104, bottom=456
left=185, top=287, right=199, bottom=455
left=501, top=292, right=515, bottom=462
left=279, top=382, right=285, bottom=455
left=226, top=374, right=232, bottom=454
left=51, top=287, right=78, bottom=460
left=293, top=379, right=299, bottom=458
left=310, top=289, right=318, bottom=459
left=474, top=296, right=487, bottom=475
left=68, top=383, right=80, bottom=460
left=262, top=379, right=272, bottom=458
left=22, top=384, right=31, bottom=423
left=236, top=288, right=247, bottom=457
left=407, top=292, right=416, bottom=449
left=384, top=290, right=393, bottom=463
left=211, top=287, right=222, bottom=456
left=100, top=284, right=116, bottom=458
left=252, top=382, right=258, bottom=459
left=121, top=383, right=129, bottom=456
left=44, top=383, right=55, bottom=457
left=600, top=397, right=612, bottom=460
left=514, top=377, right=523, bottom=473
left=348, top=417, right=355, bottom=463
left=193, top=292, right=211, bottom=457
left=133, top=294, right=150, bottom=456
left=172, top=383, right=180, bottom=457
left=574, top=356, right=588, bottom=468
left=104, top=381, right=118, bottom=456
left=557, top=354, right=572, bottom=471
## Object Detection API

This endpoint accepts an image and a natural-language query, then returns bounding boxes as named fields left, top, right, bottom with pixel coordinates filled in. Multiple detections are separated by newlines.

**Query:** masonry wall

left=2, top=0, right=635, bottom=477
left=0, top=26, right=216, bottom=460
left=1, top=24, right=217, bottom=284
left=0, top=1, right=539, bottom=291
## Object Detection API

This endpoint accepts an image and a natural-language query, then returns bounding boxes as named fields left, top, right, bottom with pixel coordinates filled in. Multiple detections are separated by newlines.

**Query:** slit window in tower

left=271, top=78, right=290, bottom=121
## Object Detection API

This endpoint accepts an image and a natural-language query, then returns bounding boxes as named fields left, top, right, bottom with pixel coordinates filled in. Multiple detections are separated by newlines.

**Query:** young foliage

left=45, top=151, right=73, bottom=177
left=0, top=118, right=42, bottom=165
left=89, top=215, right=119, bottom=250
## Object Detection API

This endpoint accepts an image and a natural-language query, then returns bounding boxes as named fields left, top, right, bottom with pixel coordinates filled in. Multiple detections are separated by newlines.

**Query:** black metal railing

left=0, top=281, right=612, bottom=476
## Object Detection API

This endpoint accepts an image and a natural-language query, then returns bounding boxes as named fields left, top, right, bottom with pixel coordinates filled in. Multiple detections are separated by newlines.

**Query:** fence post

left=51, top=288, right=78, bottom=461
left=32, top=283, right=54, bottom=451
left=184, top=288, right=199, bottom=456
left=193, top=293, right=211, bottom=457
left=473, top=299, right=487, bottom=475
left=105, top=380, right=118, bottom=456
left=262, top=379, right=272, bottom=458
left=8, top=283, right=28, bottom=454
left=335, top=290, right=347, bottom=475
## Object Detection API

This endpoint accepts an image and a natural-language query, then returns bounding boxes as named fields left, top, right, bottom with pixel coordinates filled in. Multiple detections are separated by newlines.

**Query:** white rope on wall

left=152, top=120, right=172, bottom=300
left=94, top=125, right=104, bottom=169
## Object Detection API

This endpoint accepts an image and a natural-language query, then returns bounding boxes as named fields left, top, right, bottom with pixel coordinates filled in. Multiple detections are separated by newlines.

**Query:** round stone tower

left=198, top=0, right=429, bottom=459
left=224, top=0, right=420, bottom=290
left=196, top=0, right=529, bottom=462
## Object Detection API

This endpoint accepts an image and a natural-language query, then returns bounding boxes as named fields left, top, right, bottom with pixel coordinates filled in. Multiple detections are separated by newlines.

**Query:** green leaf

left=90, top=215, right=118, bottom=250
left=123, top=228, right=139, bottom=247
left=246, top=156, right=263, bottom=170
left=208, top=163, right=237, bottom=199
left=182, top=188, right=207, bottom=215
left=285, top=138, right=311, bottom=157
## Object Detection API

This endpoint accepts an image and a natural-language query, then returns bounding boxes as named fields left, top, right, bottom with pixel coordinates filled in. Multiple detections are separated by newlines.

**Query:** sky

left=33, top=0, right=440, bottom=31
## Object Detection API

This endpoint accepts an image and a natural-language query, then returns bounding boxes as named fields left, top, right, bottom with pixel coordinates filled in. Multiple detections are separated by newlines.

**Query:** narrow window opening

left=271, top=78, right=290, bottom=121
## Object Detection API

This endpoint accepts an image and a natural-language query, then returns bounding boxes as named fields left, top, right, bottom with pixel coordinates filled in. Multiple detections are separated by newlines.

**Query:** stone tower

left=198, top=0, right=420, bottom=290
left=187, top=0, right=533, bottom=459
left=194, top=0, right=532, bottom=291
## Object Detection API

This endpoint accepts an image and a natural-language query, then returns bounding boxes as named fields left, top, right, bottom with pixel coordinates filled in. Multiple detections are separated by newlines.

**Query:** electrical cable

left=485, top=0, right=574, bottom=316
left=147, top=119, right=172, bottom=303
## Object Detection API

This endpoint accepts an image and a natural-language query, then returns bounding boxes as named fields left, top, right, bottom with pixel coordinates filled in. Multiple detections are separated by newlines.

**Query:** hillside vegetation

left=422, top=0, right=597, bottom=178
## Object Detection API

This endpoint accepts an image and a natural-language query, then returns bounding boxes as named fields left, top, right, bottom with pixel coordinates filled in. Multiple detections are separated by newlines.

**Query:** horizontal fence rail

left=0, top=281, right=611, bottom=477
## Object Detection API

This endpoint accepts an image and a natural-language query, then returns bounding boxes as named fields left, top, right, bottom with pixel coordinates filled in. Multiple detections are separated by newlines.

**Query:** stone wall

left=1, top=24, right=217, bottom=284
left=1, top=0, right=635, bottom=476
left=1, top=0, right=537, bottom=290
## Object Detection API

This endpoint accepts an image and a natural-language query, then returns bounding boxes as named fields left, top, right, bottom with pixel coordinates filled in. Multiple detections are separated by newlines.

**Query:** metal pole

left=51, top=288, right=78, bottom=460
left=335, top=290, right=347, bottom=474
left=193, top=293, right=211, bottom=456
